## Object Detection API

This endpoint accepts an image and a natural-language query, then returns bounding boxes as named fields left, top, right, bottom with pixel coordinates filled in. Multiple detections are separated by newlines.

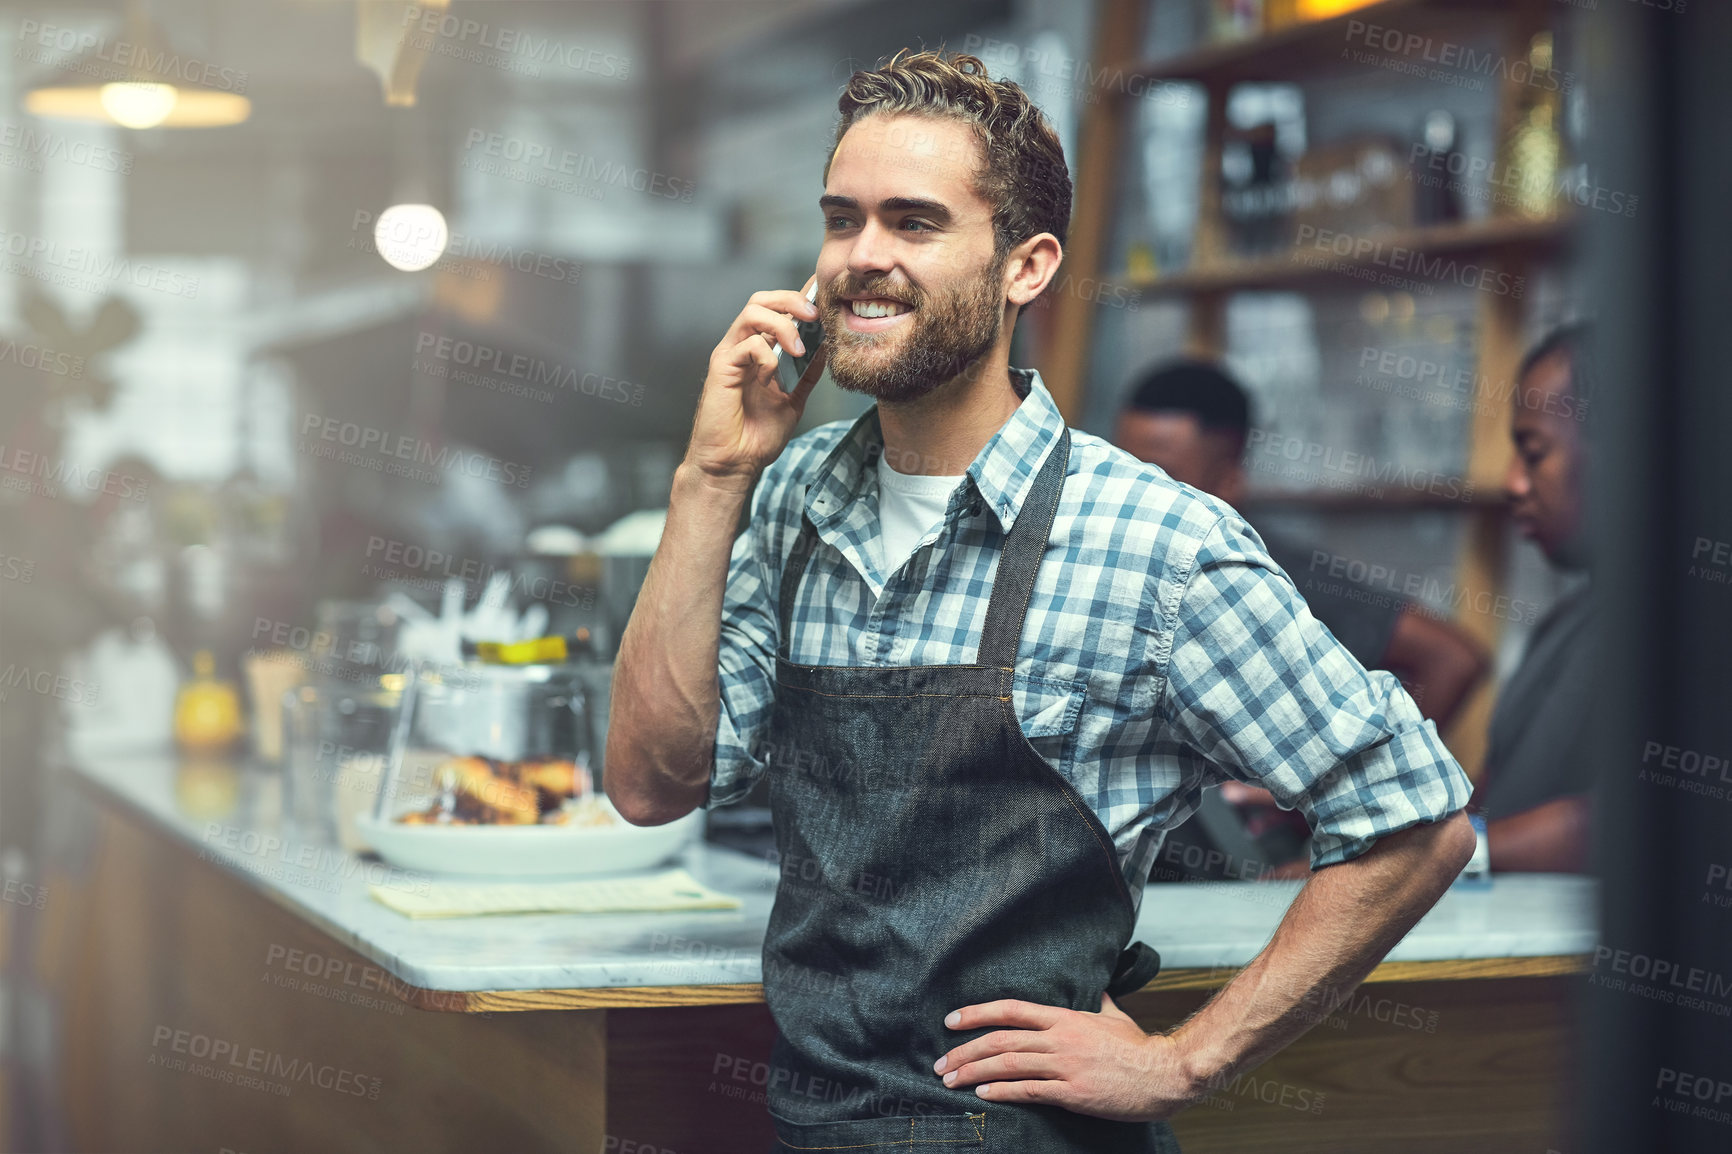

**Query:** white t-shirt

left=875, top=453, right=967, bottom=576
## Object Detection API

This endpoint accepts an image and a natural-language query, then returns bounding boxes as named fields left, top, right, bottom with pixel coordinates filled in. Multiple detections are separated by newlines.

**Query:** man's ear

left=1002, top=233, right=1064, bottom=307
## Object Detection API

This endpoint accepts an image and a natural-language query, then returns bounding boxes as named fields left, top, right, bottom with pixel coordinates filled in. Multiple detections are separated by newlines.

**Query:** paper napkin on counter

left=370, top=868, right=742, bottom=919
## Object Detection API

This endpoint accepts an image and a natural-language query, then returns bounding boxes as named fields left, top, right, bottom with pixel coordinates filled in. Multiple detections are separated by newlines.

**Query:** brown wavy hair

left=827, top=49, right=1072, bottom=257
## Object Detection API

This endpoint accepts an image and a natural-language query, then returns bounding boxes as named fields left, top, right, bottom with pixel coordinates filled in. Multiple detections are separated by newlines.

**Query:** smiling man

left=605, top=50, right=1475, bottom=1152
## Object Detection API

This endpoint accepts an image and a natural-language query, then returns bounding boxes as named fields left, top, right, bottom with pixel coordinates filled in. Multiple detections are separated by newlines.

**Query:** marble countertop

left=62, top=743, right=1599, bottom=998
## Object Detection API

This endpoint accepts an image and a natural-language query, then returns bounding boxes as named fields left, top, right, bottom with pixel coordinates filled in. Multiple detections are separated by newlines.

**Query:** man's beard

left=821, top=256, right=1006, bottom=404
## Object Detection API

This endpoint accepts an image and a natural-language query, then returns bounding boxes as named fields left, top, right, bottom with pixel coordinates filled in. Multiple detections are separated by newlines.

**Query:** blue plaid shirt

left=709, top=368, right=1471, bottom=899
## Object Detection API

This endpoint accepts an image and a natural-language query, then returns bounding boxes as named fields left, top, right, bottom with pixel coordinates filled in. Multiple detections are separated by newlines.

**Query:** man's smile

left=843, top=296, right=915, bottom=332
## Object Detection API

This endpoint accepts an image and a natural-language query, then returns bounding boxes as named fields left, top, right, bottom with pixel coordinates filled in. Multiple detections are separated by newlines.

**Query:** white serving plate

left=354, top=803, right=702, bottom=878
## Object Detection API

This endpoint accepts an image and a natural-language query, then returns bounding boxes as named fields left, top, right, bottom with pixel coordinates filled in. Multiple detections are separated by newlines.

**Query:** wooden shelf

left=1116, top=214, right=1572, bottom=297
left=1240, top=488, right=1510, bottom=513
left=1061, top=0, right=1572, bottom=779
left=1113, top=0, right=1513, bottom=88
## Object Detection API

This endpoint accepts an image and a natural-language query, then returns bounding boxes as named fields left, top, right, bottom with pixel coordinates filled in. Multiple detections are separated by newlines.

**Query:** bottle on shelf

left=1210, top=0, right=1263, bottom=44
left=1411, top=110, right=1465, bottom=227
left=1499, top=31, right=1564, bottom=221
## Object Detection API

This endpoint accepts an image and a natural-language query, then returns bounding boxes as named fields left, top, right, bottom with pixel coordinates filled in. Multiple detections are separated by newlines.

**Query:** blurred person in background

left=1115, top=361, right=1490, bottom=877
left=606, top=49, right=1474, bottom=1149
left=1468, top=323, right=1597, bottom=872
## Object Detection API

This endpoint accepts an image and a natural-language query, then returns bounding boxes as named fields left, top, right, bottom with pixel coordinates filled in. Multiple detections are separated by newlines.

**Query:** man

left=1469, top=324, right=1597, bottom=871
left=1114, top=362, right=1490, bottom=876
left=605, top=50, right=1474, bottom=1151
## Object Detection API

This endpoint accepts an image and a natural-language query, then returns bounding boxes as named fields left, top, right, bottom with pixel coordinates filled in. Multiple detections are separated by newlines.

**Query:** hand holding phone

left=684, top=275, right=827, bottom=490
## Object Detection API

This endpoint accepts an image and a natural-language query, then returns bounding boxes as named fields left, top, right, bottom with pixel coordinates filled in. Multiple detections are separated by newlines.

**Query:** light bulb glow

left=373, top=203, right=448, bottom=272
left=99, top=82, right=178, bottom=128
left=1297, top=0, right=1381, bottom=17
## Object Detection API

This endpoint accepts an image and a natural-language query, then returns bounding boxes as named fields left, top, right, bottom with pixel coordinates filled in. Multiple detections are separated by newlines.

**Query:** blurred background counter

left=37, top=738, right=1596, bottom=1153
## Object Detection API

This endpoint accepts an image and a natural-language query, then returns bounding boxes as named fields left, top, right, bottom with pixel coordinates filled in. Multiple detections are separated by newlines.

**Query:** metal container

left=599, top=553, right=654, bottom=655
left=591, top=508, right=665, bottom=656
left=375, top=662, right=595, bottom=825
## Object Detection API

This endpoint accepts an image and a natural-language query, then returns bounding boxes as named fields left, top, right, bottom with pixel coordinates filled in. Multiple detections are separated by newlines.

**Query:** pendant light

left=23, top=0, right=250, bottom=128
left=374, top=101, right=449, bottom=274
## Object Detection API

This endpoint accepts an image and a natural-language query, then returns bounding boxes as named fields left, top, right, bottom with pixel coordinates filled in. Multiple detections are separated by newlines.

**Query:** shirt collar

left=802, top=366, right=1066, bottom=536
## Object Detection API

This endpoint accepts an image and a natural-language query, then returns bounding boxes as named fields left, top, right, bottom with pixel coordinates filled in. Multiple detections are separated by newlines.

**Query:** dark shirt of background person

left=1469, top=322, right=1598, bottom=873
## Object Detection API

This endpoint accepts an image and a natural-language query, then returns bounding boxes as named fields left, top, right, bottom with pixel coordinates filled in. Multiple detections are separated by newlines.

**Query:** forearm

left=1487, top=795, right=1590, bottom=872
left=603, top=280, right=821, bottom=821
left=1165, top=811, right=1475, bottom=1096
left=604, top=463, right=752, bottom=825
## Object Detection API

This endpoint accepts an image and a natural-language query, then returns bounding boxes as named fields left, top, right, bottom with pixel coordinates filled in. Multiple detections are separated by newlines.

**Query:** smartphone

left=774, top=281, right=826, bottom=394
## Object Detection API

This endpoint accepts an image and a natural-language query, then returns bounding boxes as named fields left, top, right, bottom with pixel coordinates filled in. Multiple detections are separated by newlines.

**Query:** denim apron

left=760, top=428, right=1178, bottom=1152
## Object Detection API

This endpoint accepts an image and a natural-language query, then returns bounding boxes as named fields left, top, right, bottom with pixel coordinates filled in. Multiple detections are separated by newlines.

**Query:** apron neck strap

left=778, top=510, right=820, bottom=658
left=774, top=426, right=1071, bottom=667
left=976, top=427, right=1069, bottom=669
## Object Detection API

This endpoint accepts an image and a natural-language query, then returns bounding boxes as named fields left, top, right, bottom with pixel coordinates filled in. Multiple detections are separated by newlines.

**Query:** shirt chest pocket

left=1011, top=671, right=1086, bottom=763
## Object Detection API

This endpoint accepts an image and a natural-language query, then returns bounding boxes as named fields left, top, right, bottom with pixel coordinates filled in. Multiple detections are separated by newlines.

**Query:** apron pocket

left=769, top=1108, right=987, bottom=1149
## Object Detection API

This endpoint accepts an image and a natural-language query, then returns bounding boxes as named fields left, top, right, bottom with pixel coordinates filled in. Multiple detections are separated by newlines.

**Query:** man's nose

left=1504, top=454, right=1529, bottom=503
left=847, top=219, right=897, bottom=278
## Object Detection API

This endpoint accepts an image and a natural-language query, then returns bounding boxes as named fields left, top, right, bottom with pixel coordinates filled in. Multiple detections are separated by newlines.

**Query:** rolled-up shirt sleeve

left=1160, top=514, right=1472, bottom=868
left=707, top=474, right=783, bottom=809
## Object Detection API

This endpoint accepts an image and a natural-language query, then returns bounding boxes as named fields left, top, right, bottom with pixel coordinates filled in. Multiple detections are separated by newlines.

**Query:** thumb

left=1099, top=991, right=1132, bottom=1021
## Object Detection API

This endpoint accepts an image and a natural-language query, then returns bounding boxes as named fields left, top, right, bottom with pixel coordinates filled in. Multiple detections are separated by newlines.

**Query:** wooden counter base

left=48, top=799, right=1577, bottom=1153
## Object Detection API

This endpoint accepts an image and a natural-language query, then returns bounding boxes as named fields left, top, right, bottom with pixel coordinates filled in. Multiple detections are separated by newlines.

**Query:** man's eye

left=901, top=219, right=934, bottom=232
left=825, top=216, right=857, bottom=231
